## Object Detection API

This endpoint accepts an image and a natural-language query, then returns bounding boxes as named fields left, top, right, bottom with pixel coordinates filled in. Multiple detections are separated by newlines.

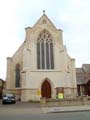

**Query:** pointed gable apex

left=33, top=11, right=57, bottom=30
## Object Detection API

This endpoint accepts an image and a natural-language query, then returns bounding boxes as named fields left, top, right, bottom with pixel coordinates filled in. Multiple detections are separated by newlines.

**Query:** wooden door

left=41, top=80, right=51, bottom=98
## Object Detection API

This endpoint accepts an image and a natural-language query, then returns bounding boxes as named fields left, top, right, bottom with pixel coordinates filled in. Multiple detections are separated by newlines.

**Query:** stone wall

left=40, top=97, right=90, bottom=107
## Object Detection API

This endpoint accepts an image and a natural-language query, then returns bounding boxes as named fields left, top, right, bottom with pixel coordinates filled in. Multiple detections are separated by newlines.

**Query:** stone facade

left=6, top=12, right=77, bottom=101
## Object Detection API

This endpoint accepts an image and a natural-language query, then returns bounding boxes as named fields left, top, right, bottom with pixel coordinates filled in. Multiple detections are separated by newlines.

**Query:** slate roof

left=76, top=65, right=90, bottom=85
left=82, top=64, right=90, bottom=73
left=76, top=68, right=84, bottom=74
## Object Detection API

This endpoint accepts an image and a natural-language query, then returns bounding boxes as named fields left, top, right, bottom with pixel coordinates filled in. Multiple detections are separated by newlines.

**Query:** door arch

left=41, top=80, right=51, bottom=98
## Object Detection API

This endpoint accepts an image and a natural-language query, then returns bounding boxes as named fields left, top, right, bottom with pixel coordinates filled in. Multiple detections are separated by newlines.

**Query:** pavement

left=42, top=105, right=90, bottom=113
left=1, top=100, right=90, bottom=114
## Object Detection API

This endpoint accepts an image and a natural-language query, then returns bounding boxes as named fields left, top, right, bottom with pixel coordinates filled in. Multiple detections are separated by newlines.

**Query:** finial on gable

left=43, top=10, right=45, bottom=15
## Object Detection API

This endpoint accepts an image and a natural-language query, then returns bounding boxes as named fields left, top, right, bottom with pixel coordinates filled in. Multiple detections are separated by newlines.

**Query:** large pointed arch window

left=37, top=29, right=54, bottom=69
left=15, top=64, right=20, bottom=88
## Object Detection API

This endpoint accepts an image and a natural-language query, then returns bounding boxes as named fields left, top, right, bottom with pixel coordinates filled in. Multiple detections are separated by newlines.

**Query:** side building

left=0, top=79, right=6, bottom=99
left=6, top=12, right=77, bottom=102
left=76, top=64, right=90, bottom=96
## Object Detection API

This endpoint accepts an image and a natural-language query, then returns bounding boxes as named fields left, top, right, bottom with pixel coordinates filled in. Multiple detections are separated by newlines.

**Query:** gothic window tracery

left=37, top=29, right=54, bottom=69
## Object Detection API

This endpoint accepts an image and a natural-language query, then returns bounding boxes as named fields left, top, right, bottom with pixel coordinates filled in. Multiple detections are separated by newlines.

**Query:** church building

left=6, top=11, right=77, bottom=101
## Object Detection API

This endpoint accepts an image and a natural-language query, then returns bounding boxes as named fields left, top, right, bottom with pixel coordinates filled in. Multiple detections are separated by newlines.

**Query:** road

left=0, top=111, right=90, bottom=120
left=0, top=102, right=90, bottom=120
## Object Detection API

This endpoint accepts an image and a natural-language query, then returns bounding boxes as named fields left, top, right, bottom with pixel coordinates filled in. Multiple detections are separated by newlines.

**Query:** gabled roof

left=84, top=77, right=90, bottom=84
left=76, top=68, right=84, bottom=74
left=76, top=75, right=85, bottom=85
left=82, top=64, right=90, bottom=73
left=76, top=64, right=90, bottom=85
left=33, top=11, right=61, bottom=31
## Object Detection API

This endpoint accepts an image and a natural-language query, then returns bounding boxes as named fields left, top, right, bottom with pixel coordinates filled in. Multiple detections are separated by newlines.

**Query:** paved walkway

left=1, top=100, right=90, bottom=114
left=42, top=105, right=90, bottom=113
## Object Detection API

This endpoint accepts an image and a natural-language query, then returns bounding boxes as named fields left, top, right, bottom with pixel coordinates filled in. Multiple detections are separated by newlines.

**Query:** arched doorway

left=41, top=80, right=51, bottom=98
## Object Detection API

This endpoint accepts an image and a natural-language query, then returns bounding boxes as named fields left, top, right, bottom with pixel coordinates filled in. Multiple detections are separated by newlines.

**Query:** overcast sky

left=0, top=0, right=90, bottom=79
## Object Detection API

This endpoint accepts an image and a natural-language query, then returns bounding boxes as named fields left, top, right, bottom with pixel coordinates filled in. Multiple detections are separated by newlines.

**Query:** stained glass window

left=46, top=42, right=49, bottom=69
left=50, top=42, right=54, bottom=69
left=37, top=42, right=40, bottom=69
left=37, top=29, right=54, bottom=69
left=41, top=41, right=45, bottom=69
left=15, top=64, right=20, bottom=87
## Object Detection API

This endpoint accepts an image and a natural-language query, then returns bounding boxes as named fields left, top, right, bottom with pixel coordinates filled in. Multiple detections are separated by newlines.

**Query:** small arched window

left=15, top=64, right=20, bottom=88
left=37, top=29, right=54, bottom=69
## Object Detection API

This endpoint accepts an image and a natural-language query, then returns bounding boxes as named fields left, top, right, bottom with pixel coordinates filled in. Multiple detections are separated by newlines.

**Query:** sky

left=0, top=0, right=90, bottom=79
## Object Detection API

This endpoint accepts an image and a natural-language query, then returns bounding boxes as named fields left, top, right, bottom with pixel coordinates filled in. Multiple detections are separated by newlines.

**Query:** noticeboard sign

left=58, top=93, right=64, bottom=99
left=0, top=81, right=2, bottom=87
left=37, top=90, right=41, bottom=96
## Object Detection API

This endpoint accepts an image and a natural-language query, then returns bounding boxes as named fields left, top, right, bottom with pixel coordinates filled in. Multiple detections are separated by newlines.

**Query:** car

left=2, top=93, right=16, bottom=104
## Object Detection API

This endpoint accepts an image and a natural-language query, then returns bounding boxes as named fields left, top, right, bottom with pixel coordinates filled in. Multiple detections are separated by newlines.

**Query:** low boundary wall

left=40, top=97, right=90, bottom=107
